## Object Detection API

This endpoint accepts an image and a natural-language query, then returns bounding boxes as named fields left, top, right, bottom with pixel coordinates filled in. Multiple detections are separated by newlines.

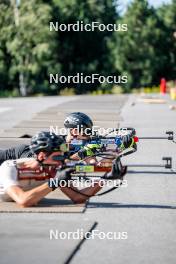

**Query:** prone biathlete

left=0, top=112, right=132, bottom=170
left=0, top=133, right=101, bottom=205
left=64, top=112, right=133, bottom=178
left=0, top=132, right=125, bottom=206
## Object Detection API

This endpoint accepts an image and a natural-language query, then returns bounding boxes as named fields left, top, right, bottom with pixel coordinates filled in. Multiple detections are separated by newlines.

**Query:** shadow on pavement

left=127, top=170, right=176, bottom=175
left=87, top=202, right=176, bottom=209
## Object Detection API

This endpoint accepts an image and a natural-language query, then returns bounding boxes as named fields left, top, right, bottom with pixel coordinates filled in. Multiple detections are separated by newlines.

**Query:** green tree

left=51, top=0, right=118, bottom=93
left=157, top=0, right=176, bottom=80
left=1, top=0, right=175, bottom=96
left=0, top=0, right=59, bottom=96
left=0, top=1, right=14, bottom=92
left=112, top=0, right=170, bottom=91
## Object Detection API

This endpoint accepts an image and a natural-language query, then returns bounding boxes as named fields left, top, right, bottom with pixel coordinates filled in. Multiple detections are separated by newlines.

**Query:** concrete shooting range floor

left=0, top=95, right=125, bottom=138
left=0, top=216, right=96, bottom=264
left=0, top=94, right=125, bottom=214
left=0, top=94, right=175, bottom=264
left=0, top=127, right=51, bottom=138
left=0, top=95, right=127, bottom=263
left=0, top=138, right=31, bottom=148
left=33, top=112, right=122, bottom=121
left=14, top=120, right=119, bottom=128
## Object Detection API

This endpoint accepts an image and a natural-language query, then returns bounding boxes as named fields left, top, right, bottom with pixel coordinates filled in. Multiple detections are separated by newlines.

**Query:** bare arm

left=6, top=183, right=52, bottom=207
left=4, top=158, right=103, bottom=206
left=60, top=181, right=103, bottom=203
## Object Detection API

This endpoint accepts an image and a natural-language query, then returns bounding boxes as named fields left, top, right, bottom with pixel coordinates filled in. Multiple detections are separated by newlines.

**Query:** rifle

left=17, top=127, right=138, bottom=182
left=69, top=127, right=138, bottom=149
left=16, top=128, right=175, bottom=197
left=18, top=128, right=175, bottom=182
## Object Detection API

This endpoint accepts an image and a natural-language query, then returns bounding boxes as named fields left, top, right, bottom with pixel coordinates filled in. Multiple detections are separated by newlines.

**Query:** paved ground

left=0, top=96, right=77, bottom=133
left=0, top=94, right=176, bottom=264
left=71, top=95, right=176, bottom=264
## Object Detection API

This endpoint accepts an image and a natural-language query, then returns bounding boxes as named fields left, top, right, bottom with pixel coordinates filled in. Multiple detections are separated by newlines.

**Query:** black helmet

left=30, top=131, right=64, bottom=154
left=64, top=112, right=93, bottom=133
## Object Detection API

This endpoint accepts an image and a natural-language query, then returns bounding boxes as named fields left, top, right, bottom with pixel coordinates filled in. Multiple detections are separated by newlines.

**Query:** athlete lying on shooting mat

left=0, top=132, right=126, bottom=207
left=0, top=112, right=133, bottom=206
left=63, top=112, right=133, bottom=171
left=0, top=112, right=132, bottom=167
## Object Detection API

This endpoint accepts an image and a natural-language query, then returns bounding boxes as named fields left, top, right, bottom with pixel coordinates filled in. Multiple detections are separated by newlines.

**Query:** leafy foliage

left=0, top=0, right=175, bottom=95
left=112, top=0, right=171, bottom=90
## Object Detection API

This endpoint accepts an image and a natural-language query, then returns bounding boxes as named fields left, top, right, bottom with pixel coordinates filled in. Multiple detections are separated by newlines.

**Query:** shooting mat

left=0, top=189, right=87, bottom=213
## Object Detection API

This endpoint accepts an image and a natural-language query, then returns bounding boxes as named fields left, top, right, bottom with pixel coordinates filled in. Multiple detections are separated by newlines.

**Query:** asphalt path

left=72, top=94, right=176, bottom=264
left=0, top=94, right=175, bottom=264
left=0, top=96, right=77, bottom=133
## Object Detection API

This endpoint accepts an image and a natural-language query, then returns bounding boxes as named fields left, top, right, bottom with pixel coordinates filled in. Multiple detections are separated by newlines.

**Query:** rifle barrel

left=139, top=137, right=169, bottom=140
